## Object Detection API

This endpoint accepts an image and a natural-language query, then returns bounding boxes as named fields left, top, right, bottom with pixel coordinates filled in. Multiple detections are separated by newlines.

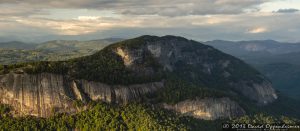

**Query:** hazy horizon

left=1, top=35, right=300, bottom=44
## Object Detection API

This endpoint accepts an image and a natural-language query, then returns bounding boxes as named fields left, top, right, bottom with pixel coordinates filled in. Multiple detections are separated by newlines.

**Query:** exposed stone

left=147, top=44, right=161, bottom=57
left=163, top=98, right=246, bottom=120
left=0, top=73, right=76, bottom=117
left=230, top=80, right=278, bottom=105
left=0, top=73, right=163, bottom=117
left=113, top=37, right=278, bottom=104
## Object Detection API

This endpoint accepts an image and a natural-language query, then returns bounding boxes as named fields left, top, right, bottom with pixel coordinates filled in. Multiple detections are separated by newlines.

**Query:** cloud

left=0, top=0, right=268, bottom=16
left=274, top=8, right=299, bottom=13
left=118, top=0, right=268, bottom=16
left=3, top=11, right=300, bottom=41
left=14, top=16, right=146, bottom=35
left=12, top=15, right=240, bottom=35
left=77, top=16, right=101, bottom=21
left=247, top=27, right=268, bottom=33
left=0, top=0, right=300, bottom=42
left=0, top=4, right=46, bottom=16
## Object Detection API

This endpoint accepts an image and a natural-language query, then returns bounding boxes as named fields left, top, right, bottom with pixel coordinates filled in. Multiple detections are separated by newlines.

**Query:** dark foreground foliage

left=1, top=102, right=298, bottom=131
left=0, top=102, right=215, bottom=131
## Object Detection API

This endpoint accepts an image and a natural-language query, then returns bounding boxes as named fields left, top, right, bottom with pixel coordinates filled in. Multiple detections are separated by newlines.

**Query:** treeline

left=69, top=49, right=163, bottom=85
left=0, top=37, right=166, bottom=85
left=0, top=102, right=189, bottom=130
left=230, top=113, right=299, bottom=124
left=0, top=104, right=10, bottom=115
left=0, top=45, right=164, bottom=85
left=2, top=102, right=298, bottom=131
left=155, top=76, right=227, bottom=104
left=0, top=61, right=70, bottom=75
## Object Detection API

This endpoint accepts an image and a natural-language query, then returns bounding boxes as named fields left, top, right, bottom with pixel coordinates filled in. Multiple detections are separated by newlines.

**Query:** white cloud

left=247, top=27, right=268, bottom=33
left=15, top=18, right=114, bottom=35
left=0, top=0, right=300, bottom=42
left=14, top=16, right=146, bottom=35
left=0, top=0, right=268, bottom=16
left=77, top=16, right=101, bottom=21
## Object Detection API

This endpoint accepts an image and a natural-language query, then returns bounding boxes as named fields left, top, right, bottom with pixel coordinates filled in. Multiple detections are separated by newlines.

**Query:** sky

left=0, top=0, right=300, bottom=43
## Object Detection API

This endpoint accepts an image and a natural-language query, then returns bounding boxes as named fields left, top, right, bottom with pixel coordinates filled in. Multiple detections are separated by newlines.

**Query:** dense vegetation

left=154, top=76, right=228, bottom=104
left=230, top=113, right=299, bottom=124
left=207, top=40, right=300, bottom=100
left=1, top=102, right=298, bottom=131
left=0, top=49, right=163, bottom=85
left=255, top=63, right=300, bottom=100
left=260, top=95, right=300, bottom=118
left=0, top=48, right=108, bottom=65
left=67, top=46, right=163, bottom=85
left=0, top=102, right=224, bottom=131
left=0, top=36, right=265, bottom=87
left=0, top=39, right=119, bottom=65
left=0, top=104, right=11, bottom=115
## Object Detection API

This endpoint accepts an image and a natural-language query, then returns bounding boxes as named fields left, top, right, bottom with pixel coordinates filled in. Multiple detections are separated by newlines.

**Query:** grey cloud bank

left=0, top=0, right=266, bottom=16
left=274, top=8, right=299, bottom=13
left=0, top=0, right=299, bottom=42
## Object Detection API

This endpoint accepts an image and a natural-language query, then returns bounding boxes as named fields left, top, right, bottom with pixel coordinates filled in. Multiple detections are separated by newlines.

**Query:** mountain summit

left=0, top=35, right=277, bottom=119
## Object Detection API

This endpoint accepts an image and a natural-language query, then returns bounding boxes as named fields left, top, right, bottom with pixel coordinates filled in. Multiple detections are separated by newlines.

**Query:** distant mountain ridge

left=205, top=40, right=300, bottom=101
left=205, top=40, right=300, bottom=56
left=0, top=38, right=123, bottom=50
left=0, top=41, right=36, bottom=49
left=0, top=38, right=123, bottom=64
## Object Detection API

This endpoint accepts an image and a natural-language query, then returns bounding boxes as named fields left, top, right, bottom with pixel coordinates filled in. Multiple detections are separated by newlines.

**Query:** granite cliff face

left=230, top=81, right=278, bottom=104
left=0, top=73, right=75, bottom=117
left=163, top=98, right=245, bottom=120
left=0, top=35, right=278, bottom=120
left=0, top=72, right=163, bottom=117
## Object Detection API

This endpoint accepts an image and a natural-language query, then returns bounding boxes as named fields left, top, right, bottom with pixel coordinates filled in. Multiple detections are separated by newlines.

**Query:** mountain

left=0, top=38, right=122, bottom=64
left=255, top=63, right=300, bottom=100
left=0, top=35, right=276, bottom=115
left=205, top=40, right=300, bottom=100
left=205, top=40, right=300, bottom=56
left=36, top=38, right=122, bottom=51
left=0, top=49, right=49, bottom=64
left=0, top=41, right=36, bottom=49
left=269, top=52, right=300, bottom=65
left=0, top=35, right=297, bottom=130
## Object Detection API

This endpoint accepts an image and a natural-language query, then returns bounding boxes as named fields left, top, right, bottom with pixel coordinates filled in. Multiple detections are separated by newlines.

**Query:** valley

left=205, top=40, right=300, bottom=100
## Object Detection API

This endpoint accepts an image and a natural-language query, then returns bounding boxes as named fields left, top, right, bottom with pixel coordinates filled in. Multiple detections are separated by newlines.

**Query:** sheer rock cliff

left=163, top=98, right=246, bottom=120
left=0, top=73, right=163, bottom=117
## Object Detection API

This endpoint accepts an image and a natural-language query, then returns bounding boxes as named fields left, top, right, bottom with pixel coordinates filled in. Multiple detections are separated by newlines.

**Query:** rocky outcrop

left=0, top=35, right=279, bottom=120
left=231, top=81, right=278, bottom=105
left=77, top=79, right=163, bottom=103
left=0, top=71, right=245, bottom=120
left=163, top=98, right=246, bottom=120
left=0, top=73, right=76, bottom=117
left=113, top=36, right=278, bottom=104
left=0, top=72, right=163, bottom=117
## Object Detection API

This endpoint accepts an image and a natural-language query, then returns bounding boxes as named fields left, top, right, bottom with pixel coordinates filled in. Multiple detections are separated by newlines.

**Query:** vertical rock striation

left=230, top=81, right=278, bottom=105
left=0, top=73, right=76, bottom=117
left=0, top=73, right=163, bottom=117
left=163, top=98, right=246, bottom=120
